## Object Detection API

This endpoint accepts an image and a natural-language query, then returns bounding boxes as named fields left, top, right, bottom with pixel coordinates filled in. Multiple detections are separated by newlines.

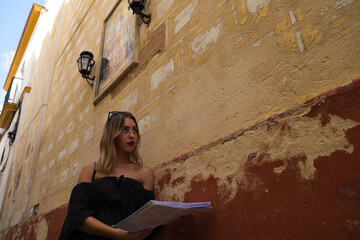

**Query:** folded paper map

left=112, top=200, right=212, bottom=232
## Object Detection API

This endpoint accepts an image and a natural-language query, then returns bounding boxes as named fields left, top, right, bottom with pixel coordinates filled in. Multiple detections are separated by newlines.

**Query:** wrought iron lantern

left=77, top=51, right=95, bottom=88
left=127, top=0, right=151, bottom=26
left=8, top=131, right=16, bottom=145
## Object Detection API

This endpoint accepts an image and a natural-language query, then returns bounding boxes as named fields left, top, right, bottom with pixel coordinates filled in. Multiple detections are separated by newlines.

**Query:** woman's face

left=115, top=117, right=138, bottom=153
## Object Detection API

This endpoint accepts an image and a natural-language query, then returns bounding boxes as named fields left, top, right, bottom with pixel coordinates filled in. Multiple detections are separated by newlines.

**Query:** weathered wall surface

left=1, top=77, right=359, bottom=239
left=151, top=78, right=360, bottom=239
left=0, top=0, right=359, bottom=239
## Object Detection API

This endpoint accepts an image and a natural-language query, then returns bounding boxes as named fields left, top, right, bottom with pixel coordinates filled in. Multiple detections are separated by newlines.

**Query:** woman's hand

left=111, top=228, right=153, bottom=240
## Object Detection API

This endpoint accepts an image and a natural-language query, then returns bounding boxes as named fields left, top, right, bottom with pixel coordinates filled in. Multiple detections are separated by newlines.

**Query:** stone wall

left=0, top=0, right=359, bottom=239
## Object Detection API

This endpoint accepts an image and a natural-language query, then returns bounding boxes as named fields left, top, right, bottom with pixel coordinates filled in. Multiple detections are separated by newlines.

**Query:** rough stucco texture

left=150, top=78, right=360, bottom=240
left=0, top=205, right=67, bottom=240
left=1, top=77, right=359, bottom=239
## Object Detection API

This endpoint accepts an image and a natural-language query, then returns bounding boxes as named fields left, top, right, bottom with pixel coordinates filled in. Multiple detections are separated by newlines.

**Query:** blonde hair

left=96, top=112, right=142, bottom=174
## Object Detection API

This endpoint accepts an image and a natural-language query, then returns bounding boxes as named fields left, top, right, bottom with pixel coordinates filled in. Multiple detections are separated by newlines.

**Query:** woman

left=59, top=111, right=155, bottom=240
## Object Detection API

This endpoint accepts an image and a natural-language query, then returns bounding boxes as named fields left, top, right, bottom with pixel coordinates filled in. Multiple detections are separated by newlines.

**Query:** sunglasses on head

left=108, top=111, right=125, bottom=120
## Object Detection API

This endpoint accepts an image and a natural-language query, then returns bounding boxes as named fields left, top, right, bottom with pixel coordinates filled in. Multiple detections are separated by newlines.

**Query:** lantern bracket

left=82, top=75, right=95, bottom=88
left=127, top=0, right=151, bottom=27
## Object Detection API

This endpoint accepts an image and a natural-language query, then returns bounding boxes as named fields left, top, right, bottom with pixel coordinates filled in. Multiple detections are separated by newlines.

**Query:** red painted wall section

left=0, top=79, right=359, bottom=239
left=0, top=205, right=67, bottom=240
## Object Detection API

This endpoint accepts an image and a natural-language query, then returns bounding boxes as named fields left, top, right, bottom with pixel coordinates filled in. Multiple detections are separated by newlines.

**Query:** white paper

left=112, top=200, right=212, bottom=232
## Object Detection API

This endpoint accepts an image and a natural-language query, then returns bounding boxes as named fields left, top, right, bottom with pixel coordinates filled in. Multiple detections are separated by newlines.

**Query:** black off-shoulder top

left=58, top=176, right=154, bottom=240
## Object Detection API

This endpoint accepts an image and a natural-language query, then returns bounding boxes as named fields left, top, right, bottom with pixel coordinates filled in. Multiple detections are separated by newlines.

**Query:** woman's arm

left=77, top=163, right=94, bottom=183
left=140, top=165, right=155, bottom=191
left=78, top=217, right=152, bottom=240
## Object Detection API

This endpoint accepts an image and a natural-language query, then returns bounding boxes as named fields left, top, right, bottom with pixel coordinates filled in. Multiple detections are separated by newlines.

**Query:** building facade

left=0, top=0, right=359, bottom=239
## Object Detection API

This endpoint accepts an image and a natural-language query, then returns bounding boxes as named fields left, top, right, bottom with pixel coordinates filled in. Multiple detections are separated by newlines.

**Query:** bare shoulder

left=139, top=165, right=155, bottom=191
left=139, top=165, right=154, bottom=175
left=77, top=162, right=95, bottom=184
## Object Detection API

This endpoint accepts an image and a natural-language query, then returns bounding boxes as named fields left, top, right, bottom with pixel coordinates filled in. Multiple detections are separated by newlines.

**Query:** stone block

left=84, top=125, right=94, bottom=144
left=70, top=137, right=79, bottom=154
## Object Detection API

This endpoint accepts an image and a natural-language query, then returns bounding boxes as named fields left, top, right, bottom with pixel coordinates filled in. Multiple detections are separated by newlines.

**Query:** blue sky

left=0, top=0, right=46, bottom=104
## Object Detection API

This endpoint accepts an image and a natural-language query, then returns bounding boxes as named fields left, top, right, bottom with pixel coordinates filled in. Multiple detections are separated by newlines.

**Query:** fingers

left=137, top=228, right=153, bottom=239
left=112, top=228, right=153, bottom=240
left=130, top=228, right=153, bottom=240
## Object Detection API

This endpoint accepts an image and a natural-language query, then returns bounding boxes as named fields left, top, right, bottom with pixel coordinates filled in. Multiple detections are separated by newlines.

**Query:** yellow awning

left=0, top=103, right=17, bottom=129
left=3, top=4, right=44, bottom=91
